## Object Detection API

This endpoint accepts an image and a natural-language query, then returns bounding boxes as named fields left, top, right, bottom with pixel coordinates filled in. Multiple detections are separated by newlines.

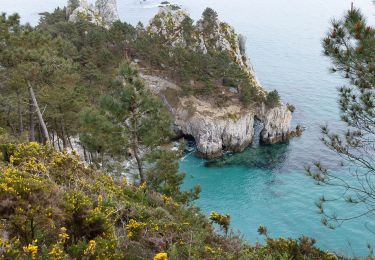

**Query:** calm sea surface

left=2, top=0, right=375, bottom=256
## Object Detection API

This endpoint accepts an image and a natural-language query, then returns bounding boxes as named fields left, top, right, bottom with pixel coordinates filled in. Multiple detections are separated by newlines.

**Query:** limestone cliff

left=95, top=0, right=119, bottom=25
left=142, top=74, right=301, bottom=158
left=143, top=6, right=302, bottom=158
left=68, top=0, right=119, bottom=27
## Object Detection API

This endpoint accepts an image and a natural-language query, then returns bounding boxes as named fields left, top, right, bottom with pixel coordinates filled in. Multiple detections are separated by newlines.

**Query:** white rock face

left=174, top=97, right=255, bottom=157
left=141, top=75, right=297, bottom=158
left=68, top=0, right=119, bottom=27
left=69, top=5, right=104, bottom=26
left=141, top=8, right=302, bottom=157
left=258, top=104, right=293, bottom=144
left=96, top=0, right=119, bottom=25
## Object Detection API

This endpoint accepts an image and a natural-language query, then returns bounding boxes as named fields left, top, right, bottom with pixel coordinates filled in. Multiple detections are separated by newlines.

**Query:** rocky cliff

left=148, top=5, right=263, bottom=92
left=143, top=6, right=302, bottom=158
left=68, top=0, right=119, bottom=27
left=142, top=74, right=301, bottom=158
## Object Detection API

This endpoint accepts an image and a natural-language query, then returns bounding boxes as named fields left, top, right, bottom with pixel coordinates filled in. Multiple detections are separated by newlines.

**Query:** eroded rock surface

left=142, top=7, right=301, bottom=158
left=68, top=0, right=119, bottom=27
left=142, top=74, right=298, bottom=158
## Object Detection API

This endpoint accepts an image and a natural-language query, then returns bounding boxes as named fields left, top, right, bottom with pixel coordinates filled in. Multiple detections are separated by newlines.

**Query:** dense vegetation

left=0, top=2, right=358, bottom=259
left=0, top=142, right=337, bottom=259
left=136, top=6, right=267, bottom=106
left=0, top=6, right=272, bottom=176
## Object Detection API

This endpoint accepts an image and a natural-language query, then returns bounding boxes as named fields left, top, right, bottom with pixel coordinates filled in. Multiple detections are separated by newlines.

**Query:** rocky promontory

left=67, top=0, right=119, bottom=27
left=66, top=2, right=302, bottom=158
left=141, top=6, right=302, bottom=158
left=142, top=74, right=301, bottom=158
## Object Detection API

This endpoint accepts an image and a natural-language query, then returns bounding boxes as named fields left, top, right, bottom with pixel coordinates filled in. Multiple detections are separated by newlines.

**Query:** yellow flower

left=58, top=227, right=69, bottom=243
left=126, top=219, right=146, bottom=239
left=154, top=252, right=168, bottom=260
left=84, top=240, right=96, bottom=256
left=205, top=246, right=215, bottom=254
left=139, top=182, right=147, bottom=191
left=23, top=243, right=38, bottom=260
left=49, top=246, right=63, bottom=259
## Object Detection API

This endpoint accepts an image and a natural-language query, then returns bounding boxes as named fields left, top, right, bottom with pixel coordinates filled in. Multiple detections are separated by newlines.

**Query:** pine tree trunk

left=132, top=141, right=144, bottom=184
left=16, top=89, right=24, bottom=135
left=83, top=146, right=88, bottom=162
left=28, top=97, right=35, bottom=142
left=28, top=81, right=50, bottom=144
left=67, top=135, right=74, bottom=150
left=61, top=117, right=68, bottom=149
left=131, top=111, right=145, bottom=184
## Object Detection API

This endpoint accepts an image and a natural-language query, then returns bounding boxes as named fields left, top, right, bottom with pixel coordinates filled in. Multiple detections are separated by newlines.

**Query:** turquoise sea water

left=2, top=0, right=375, bottom=256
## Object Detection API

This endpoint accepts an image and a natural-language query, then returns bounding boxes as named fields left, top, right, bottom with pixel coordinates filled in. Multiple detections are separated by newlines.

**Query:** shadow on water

left=204, top=142, right=290, bottom=170
left=204, top=119, right=291, bottom=170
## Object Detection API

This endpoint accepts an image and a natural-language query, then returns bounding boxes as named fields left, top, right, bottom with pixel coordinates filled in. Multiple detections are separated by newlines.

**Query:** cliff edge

left=141, top=6, right=302, bottom=158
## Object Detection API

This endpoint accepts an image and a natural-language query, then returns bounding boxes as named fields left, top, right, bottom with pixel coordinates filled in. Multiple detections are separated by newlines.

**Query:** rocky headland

left=141, top=5, right=303, bottom=158
left=68, top=2, right=303, bottom=159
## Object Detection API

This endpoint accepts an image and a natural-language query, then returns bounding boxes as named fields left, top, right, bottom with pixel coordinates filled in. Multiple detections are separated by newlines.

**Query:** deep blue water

left=2, top=0, right=375, bottom=256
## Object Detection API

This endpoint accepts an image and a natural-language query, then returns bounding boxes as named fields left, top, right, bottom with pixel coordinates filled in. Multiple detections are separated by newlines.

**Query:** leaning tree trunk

left=28, top=81, right=50, bottom=144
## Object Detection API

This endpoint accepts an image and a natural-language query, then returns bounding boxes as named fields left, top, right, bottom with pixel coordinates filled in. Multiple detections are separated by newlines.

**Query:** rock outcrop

left=142, top=74, right=301, bottom=158
left=142, top=7, right=302, bottom=158
left=68, top=0, right=119, bottom=27
left=95, top=0, right=119, bottom=25
left=147, top=5, right=263, bottom=92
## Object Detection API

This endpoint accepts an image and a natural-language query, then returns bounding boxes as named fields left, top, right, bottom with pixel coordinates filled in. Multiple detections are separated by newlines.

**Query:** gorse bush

left=0, top=143, right=337, bottom=259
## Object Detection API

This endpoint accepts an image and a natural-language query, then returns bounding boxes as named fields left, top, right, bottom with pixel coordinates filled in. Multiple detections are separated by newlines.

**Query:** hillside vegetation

left=0, top=2, right=338, bottom=259
left=0, top=142, right=337, bottom=259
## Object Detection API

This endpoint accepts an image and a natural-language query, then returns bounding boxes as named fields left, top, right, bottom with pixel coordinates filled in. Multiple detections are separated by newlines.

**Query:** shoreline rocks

left=142, top=74, right=302, bottom=159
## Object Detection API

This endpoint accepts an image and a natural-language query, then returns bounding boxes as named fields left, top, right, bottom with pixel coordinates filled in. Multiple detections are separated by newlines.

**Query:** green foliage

left=201, top=7, right=219, bottom=30
left=147, top=150, right=201, bottom=205
left=94, top=61, right=173, bottom=182
left=307, top=5, right=375, bottom=228
left=265, top=90, right=281, bottom=108
left=0, top=142, right=336, bottom=259
left=250, top=237, right=337, bottom=260
left=209, top=211, right=231, bottom=236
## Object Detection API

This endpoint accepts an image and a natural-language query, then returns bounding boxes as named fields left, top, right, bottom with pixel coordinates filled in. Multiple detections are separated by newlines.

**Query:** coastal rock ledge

left=138, top=6, right=302, bottom=158
left=142, top=74, right=302, bottom=159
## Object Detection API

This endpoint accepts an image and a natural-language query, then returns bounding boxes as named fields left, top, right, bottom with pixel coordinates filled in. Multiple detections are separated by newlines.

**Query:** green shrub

left=266, top=90, right=281, bottom=108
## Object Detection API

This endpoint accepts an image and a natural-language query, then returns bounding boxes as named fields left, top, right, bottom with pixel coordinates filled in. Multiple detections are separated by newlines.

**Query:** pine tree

left=0, top=14, right=80, bottom=145
left=147, top=150, right=201, bottom=204
left=307, top=5, right=375, bottom=227
left=98, top=61, right=173, bottom=183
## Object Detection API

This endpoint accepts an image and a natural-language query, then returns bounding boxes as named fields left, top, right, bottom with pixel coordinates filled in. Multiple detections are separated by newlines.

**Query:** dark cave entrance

left=252, top=116, right=264, bottom=147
